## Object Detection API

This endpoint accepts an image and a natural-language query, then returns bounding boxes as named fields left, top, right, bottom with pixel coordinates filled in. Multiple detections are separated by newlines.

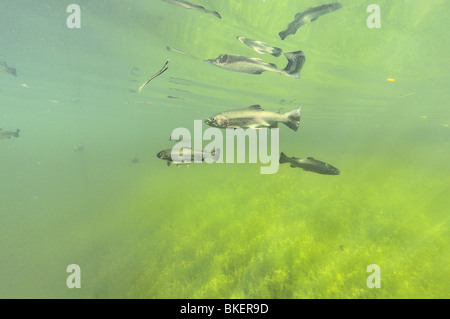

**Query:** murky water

left=0, top=0, right=448, bottom=298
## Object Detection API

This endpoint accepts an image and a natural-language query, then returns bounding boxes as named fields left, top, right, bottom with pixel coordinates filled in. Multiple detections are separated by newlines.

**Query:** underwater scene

left=0, top=0, right=449, bottom=299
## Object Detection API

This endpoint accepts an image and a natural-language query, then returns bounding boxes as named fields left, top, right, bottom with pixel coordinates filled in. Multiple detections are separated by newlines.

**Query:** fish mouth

left=156, top=151, right=164, bottom=159
left=204, top=117, right=215, bottom=126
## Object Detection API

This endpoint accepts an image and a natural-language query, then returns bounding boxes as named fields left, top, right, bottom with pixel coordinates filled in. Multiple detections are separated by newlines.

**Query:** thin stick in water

left=139, top=60, right=169, bottom=93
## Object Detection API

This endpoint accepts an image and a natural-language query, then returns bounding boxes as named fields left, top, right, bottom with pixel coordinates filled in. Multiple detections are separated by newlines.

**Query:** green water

left=0, top=0, right=448, bottom=299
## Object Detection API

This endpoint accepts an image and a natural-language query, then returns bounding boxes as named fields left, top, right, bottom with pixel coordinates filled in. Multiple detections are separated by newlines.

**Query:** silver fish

left=279, top=3, right=343, bottom=40
left=163, top=0, right=221, bottom=19
left=205, top=51, right=305, bottom=78
left=0, top=129, right=20, bottom=140
left=157, top=147, right=220, bottom=166
left=279, top=152, right=340, bottom=175
left=204, top=104, right=301, bottom=131
left=237, top=36, right=282, bottom=57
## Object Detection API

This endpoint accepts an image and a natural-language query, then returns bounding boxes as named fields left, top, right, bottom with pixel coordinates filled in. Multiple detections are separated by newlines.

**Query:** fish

left=279, top=3, right=343, bottom=40
left=157, top=147, right=220, bottom=166
left=279, top=152, right=340, bottom=175
left=205, top=51, right=305, bottom=78
left=204, top=104, right=302, bottom=131
left=0, top=129, right=20, bottom=140
left=0, top=59, right=17, bottom=76
left=163, top=0, right=221, bottom=19
left=237, top=36, right=282, bottom=57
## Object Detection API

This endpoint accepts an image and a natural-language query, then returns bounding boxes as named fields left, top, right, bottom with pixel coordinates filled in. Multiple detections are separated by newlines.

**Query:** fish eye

left=219, top=55, right=228, bottom=63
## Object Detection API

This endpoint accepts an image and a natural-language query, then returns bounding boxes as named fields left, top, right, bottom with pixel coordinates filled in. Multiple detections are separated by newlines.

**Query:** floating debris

left=73, top=144, right=84, bottom=152
left=125, top=101, right=152, bottom=105
left=400, top=92, right=416, bottom=98
left=279, top=99, right=297, bottom=105
left=167, top=46, right=199, bottom=60
left=138, top=60, right=169, bottom=93
left=386, top=78, right=395, bottom=82
left=131, top=157, right=140, bottom=164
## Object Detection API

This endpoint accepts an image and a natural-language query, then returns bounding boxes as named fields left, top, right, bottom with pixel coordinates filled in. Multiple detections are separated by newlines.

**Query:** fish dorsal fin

left=275, top=108, right=284, bottom=114
left=307, top=157, right=314, bottom=159
left=248, top=104, right=263, bottom=111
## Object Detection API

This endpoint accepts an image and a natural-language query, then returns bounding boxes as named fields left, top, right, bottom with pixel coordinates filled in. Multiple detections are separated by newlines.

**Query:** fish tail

left=279, top=152, right=290, bottom=164
left=211, top=11, right=221, bottom=19
left=271, top=47, right=283, bottom=57
left=279, top=30, right=288, bottom=40
left=283, top=107, right=302, bottom=131
left=13, top=129, right=19, bottom=138
left=282, top=51, right=305, bottom=78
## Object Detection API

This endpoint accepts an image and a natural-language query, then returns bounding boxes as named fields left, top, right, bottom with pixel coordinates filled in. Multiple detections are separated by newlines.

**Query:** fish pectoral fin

left=167, top=161, right=172, bottom=167
left=307, top=157, right=314, bottom=159
left=310, top=17, right=318, bottom=22
left=254, top=48, right=265, bottom=55
left=290, top=164, right=296, bottom=168
left=247, top=104, right=264, bottom=111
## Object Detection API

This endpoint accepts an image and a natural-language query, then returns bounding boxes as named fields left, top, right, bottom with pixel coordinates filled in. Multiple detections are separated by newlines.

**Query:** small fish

left=157, top=147, right=220, bottom=166
left=237, top=36, right=282, bottom=57
left=163, top=0, right=221, bottom=19
left=279, top=3, right=343, bottom=40
left=205, top=51, right=305, bottom=78
left=205, top=104, right=301, bottom=131
left=279, top=152, right=340, bottom=175
left=0, top=129, right=20, bottom=140
left=0, top=59, right=17, bottom=76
